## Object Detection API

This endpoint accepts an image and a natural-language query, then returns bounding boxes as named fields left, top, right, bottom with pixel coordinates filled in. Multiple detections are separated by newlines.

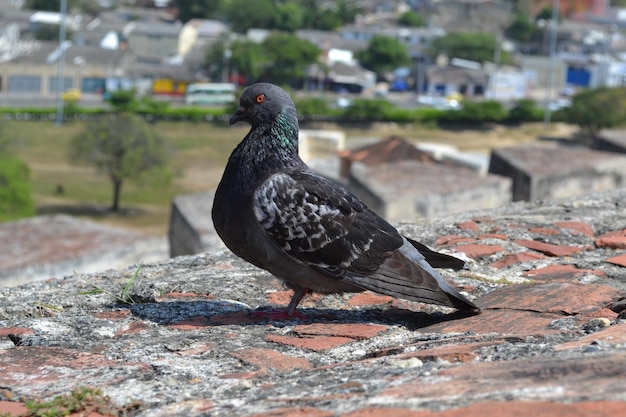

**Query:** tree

left=275, top=1, right=304, bottom=32
left=564, top=87, right=626, bottom=140
left=428, top=33, right=513, bottom=65
left=230, top=39, right=271, bottom=82
left=262, top=33, right=321, bottom=85
left=69, top=113, right=171, bottom=212
left=225, top=0, right=277, bottom=33
left=505, top=14, right=536, bottom=43
left=398, top=11, right=426, bottom=27
left=301, top=0, right=361, bottom=30
left=173, top=0, right=224, bottom=23
left=356, top=35, right=411, bottom=74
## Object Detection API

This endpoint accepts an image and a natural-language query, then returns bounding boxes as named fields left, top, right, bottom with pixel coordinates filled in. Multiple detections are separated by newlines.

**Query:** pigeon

left=212, top=83, right=479, bottom=318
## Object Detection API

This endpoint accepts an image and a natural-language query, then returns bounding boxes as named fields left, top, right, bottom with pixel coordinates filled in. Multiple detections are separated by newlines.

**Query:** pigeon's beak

left=229, top=106, right=246, bottom=125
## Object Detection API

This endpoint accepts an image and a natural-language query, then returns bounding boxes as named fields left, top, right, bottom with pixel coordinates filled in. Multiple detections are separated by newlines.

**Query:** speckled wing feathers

left=253, top=171, right=403, bottom=279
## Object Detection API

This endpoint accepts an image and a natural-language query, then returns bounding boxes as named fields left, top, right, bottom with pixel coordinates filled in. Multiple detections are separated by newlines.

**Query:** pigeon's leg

left=286, top=286, right=309, bottom=316
left=251, top=286, right=310, bottom=320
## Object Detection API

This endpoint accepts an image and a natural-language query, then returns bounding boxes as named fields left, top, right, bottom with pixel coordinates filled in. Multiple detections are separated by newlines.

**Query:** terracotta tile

left=479, top=281, right=620, bottom=315
left=294, top=323, right=388, bottom=340
left=381, top=352, right=626, bottom=404
left=115, top=321, right=150, bottom=336
left=247, top=407, right=334, bottom=417
left=555, top=323, right=626, bottom=351
left=0, top=327, right=33, bottom=338
left=513, top=239, right=582, bottom=257
left=421, top=309, right=564, bottom=336
left=607, top=253, right=626, bottom=267
left=346, top=401, right=626, bottom=417
left=584, top=308, right=619, bottom=320
left=489, top=251, right=546, bottom=268
left=347, top=292, right=394, bottom=306
left=596, top=236, right=626, bottom=249
left=477, top=233, right=508, bottom=240
left=528, top=227, right=560, bottom=235
left=342, top=408, right=424, bottom=417
left=0, top=347, right=150, bottom=396
left=265, top=334, right=354, bottom=351
left=0, top=401, right=27, bottom=416
left=454, top=244, right=504, bottom=259
left=229, top=348, right=312, bottom=373
left=523, top=264, right=605, bottom=281
left=435, top=235, right=477, bottom=246
left=554, top=220, right=595, bottom=237
left=457, top=221, right=479, bottom=231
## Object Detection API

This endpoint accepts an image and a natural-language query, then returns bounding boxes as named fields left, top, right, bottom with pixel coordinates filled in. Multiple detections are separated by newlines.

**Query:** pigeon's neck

left=234, top=111, right=304, bottom=186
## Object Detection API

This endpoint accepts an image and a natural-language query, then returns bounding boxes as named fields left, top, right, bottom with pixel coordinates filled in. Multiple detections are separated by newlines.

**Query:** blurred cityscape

left=0, top=0, right=625, bottom=107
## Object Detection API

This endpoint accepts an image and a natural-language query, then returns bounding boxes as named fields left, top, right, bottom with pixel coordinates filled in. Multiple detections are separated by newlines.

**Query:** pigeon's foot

left=251, top=308, right=308, bottom=321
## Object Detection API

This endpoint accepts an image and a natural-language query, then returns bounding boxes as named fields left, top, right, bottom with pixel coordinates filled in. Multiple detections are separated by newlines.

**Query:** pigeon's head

left=230, top=83, right=297, bottom=128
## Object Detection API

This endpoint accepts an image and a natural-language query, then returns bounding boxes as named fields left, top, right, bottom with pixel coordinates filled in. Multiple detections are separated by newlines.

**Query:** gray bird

left=212, top=83, right=479, bottom=318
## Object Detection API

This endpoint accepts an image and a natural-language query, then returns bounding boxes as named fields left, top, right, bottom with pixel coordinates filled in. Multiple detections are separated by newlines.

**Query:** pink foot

left=251, top=308, right=308, bottom=320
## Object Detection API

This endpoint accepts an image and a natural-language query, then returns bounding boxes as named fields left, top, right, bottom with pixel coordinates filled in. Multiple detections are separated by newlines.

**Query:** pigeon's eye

left=256, top=94, right=266, bottom=104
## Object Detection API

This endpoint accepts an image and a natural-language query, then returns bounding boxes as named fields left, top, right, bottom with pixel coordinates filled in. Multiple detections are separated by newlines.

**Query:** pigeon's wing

left=253, top=171, right=403, bottom=278
left=253, top=170, right=478, bottom=311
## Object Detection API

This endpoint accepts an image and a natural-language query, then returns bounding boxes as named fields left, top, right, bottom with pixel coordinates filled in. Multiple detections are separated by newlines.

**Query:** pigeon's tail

left=405, top=236, right=466, bottom=270
left=346, top=238, right=480, bottom=311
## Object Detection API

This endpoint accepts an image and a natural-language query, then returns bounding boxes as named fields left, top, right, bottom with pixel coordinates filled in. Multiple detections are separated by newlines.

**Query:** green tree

left=301, top=0, right=361, bottom=30
left=263, top=33, right=320, bottom=84
left=428, top=32, right=512, bottom=65
left=230, top=39, right=272, bottom=82
left=356, top=35, right=411, bottom=74
left=564, top=87, right=626, bottom=140
left=225, top=0, right=277, bottom=33
left=173, top=0, right=224, bottom=23
left=398, top=11, right=426, bottom=27
left=505, top=14, right=536, bottom=42
left=275, top=1, right=304, bottom=32
left=69, top=113, right=171, bottom=212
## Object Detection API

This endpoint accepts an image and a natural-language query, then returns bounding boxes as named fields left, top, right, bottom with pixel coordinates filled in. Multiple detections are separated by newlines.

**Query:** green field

left=4, top=119, right=573, bottom=236
left=6, top=119, right=243, bottom=235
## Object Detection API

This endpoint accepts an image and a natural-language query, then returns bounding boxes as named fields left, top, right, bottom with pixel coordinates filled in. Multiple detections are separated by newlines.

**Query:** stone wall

left=168, top=191, right=223, bottom=258
left=489, top=144, right=626, bottom=201
left=1, top=189, right=626, bottom=416
left=350, top=160, right=512, bottom=221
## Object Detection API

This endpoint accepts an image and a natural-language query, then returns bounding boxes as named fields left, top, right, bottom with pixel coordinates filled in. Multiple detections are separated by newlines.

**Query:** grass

left=6, top=119, right=241, bottom=235
left=21, top=387, right=142, bottom=417
left=77, top=263, right=147, bottom=304
left=4, top=119, right=574, bottom=236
